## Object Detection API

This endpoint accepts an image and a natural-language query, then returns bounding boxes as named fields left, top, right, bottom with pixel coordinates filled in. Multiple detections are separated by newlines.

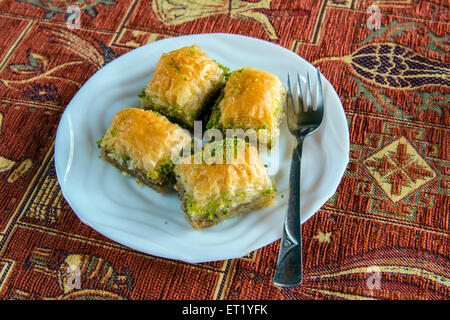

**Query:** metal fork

left=273, top=68, right=325, bottom=287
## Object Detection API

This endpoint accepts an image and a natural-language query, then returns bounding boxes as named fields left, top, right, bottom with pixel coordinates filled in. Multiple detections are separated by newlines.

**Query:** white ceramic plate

left=54, top=33, right=349, bottom=263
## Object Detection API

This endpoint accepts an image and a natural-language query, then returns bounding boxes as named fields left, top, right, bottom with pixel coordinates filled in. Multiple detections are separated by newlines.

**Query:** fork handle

left=273, top=137, right=303, bottom=287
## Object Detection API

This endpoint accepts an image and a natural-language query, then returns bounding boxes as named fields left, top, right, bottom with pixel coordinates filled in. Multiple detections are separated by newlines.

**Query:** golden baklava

left=207, top=67, right=285, bottom=149
left=97, top=108, right=192, bottom=192
left=173, top=138, right=277, bottom=229
left=139, top=44, right=228, bottom=130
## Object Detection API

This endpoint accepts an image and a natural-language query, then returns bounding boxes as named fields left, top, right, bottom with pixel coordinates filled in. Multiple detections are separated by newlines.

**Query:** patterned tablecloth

left=0, top=0, right=448, bottom=300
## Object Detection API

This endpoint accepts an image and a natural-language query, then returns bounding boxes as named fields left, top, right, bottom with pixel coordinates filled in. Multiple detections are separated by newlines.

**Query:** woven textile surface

left=0, top=0, right=448, bottom=300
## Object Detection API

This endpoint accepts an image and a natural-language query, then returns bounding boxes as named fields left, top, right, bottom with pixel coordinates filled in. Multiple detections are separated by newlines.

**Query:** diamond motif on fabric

left=363, top=136, right=436, bottom=202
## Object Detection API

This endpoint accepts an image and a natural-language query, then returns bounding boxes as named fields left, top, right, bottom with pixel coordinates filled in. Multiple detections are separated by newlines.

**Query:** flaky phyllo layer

left=174, top=139, right=276, bottom=219
left=206, top=67, right=285, bottom=148
left=139, top=44, right=227, bottom=129
left=98, top=108, right=191, bottom=181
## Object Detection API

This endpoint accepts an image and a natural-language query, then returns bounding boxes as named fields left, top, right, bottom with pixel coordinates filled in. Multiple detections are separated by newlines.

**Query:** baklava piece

left=174, top=138, right=277, bottom=229
left=207, top=67, right=285, bottom=149
left=98, top=108, right=192, bottom=192
left=139, top=44, right=228, bottom=131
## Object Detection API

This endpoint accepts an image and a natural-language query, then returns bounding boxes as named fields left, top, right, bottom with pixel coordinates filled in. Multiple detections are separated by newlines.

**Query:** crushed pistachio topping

left=110, top=127, right=117, bottom=137
left=158, top=158, right=175, bottom=177
left=138, top=88, right=146, bottom=98
left=260, top=185, right=277, bottom=196
left=184, top=195, right=235, bottom=219
left=214, top=60, right=230, bottom=79
left=96, top=135, right=104, bottom=148
left=206, top=105, right=221, bottom=129
left=147, top=169, right=158, bottom=180
left=186, top=48, right=196, bottom=56
left=168, top=57, right=181, bottom=72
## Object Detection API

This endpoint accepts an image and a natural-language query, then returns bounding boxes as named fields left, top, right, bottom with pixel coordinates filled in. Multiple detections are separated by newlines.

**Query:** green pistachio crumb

left=158, top=159, right=175, bottom=176
left=96, top=135, right=104, bottom=148
left=169, top=59, right=181, bottom=72
left=138, top=88, right=146, bottom=98
left=147, top=170, right=158, bottom=180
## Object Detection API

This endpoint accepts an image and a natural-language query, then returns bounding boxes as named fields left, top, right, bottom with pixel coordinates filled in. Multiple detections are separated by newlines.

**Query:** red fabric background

left=0, top=0, right=448, bottom=299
